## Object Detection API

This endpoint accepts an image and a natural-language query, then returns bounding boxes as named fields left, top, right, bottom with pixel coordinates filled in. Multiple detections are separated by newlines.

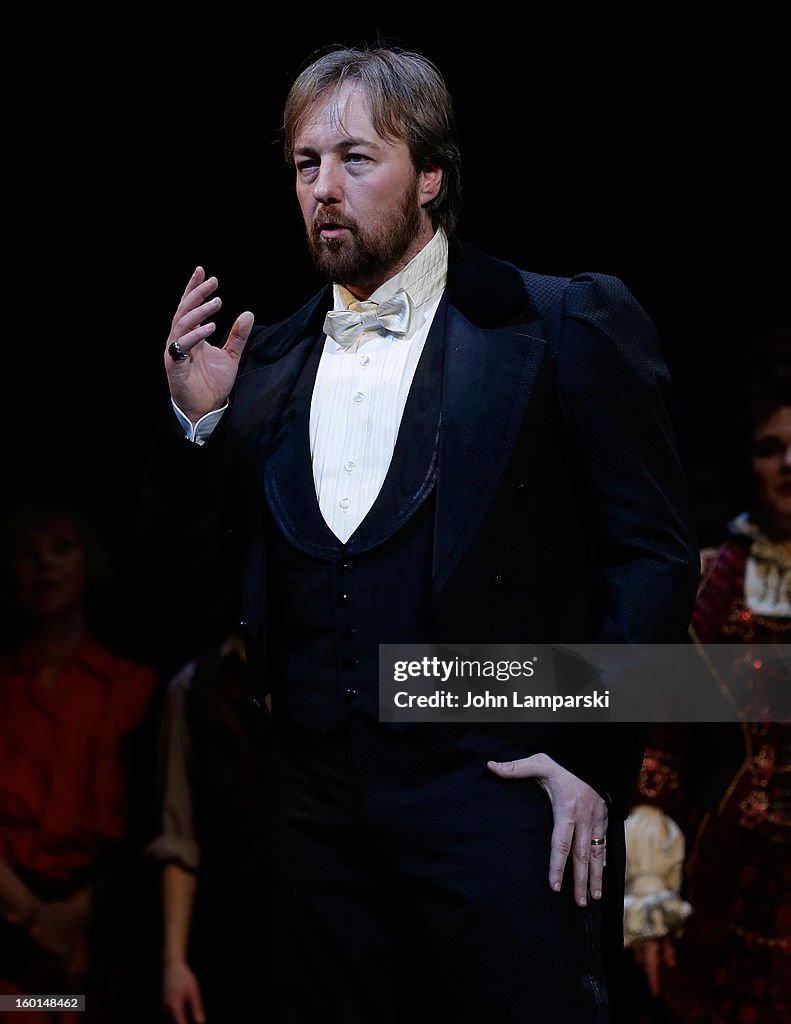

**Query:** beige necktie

left=323, top=288, right=413, bottom=348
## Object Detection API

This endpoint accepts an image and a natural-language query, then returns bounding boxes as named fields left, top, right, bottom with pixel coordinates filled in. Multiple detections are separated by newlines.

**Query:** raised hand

left=164, top=266, right=254, bottom=424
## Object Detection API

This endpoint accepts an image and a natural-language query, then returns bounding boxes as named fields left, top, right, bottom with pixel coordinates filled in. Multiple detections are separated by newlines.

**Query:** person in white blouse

left=139, top=43, right=699, bottom=1024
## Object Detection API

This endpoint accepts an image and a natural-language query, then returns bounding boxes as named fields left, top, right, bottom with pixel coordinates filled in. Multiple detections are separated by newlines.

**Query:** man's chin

left=315, top=232, right=347, bottom=251
left=310, top=242, right=364, bottom=283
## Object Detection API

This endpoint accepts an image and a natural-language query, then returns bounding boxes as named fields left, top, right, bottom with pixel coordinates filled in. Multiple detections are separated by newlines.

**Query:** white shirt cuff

left=171, top=399, right=228, bottom=446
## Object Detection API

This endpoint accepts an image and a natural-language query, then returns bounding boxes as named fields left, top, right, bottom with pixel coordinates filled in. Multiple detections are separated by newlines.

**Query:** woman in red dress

left=624, top=332, right=791, bottom=1023
left=0, top=502, right=156, bottom=1023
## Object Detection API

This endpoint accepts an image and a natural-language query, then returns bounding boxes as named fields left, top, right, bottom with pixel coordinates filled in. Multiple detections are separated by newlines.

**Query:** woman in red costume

left=0, top=502, right=156, bottom=1023
left=624, top=330, right=791, bottom=1024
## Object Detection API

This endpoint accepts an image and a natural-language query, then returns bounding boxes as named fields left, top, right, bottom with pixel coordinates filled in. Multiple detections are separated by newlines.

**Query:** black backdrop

left=6, top=19, right=788, bottom=665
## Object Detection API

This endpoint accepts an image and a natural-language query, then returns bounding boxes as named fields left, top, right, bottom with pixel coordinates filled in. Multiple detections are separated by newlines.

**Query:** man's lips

left=314, top=218, right=354, bottom=239
left=318, top=226, right=350, bottom=239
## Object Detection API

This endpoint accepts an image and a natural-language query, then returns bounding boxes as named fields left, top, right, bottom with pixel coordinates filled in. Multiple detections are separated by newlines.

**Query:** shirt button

left=343, top=687, right=359, bottom=701
left=353, top=391, right=365, bottom=404
left=339, top=497, right=351, bottom=512
left=344, top=461, right=355, bottom=473
left=492, top=574, right=510, bottom=590
left=359, top=354, right=370, bottom=366
left=338, top=593, right=351, bottom=606
left=337, top=561, right=353, bottom=576
left=341, top=627, right=358, bottom=639
left=343, top=657, right=360, bottom=670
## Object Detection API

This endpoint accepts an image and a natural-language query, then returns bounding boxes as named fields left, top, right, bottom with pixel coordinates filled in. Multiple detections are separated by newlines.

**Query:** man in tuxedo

left=140, top=43, right=699, bottom=1024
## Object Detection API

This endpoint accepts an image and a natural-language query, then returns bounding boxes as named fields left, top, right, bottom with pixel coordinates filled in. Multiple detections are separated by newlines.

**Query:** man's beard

left=306, top=176, right=423, bottom=292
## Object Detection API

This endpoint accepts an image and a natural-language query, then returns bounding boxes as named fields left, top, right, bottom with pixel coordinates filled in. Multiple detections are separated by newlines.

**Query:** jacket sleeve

left=136, top=399, right=242, bottom=662
left=552, top=272, right=700, bottom=642
left=535, top=274, right=701, bottom=812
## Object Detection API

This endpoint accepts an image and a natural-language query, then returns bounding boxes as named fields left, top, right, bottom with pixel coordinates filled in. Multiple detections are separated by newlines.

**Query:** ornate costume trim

left=731, top=512, right=791, bottom=616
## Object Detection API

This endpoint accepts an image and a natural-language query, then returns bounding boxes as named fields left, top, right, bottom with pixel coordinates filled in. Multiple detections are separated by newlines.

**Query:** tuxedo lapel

left=234, top=331, right=323, bottom=642
left=232, top=293, right=331, bottom=642
left=231, top=285, right=332, bottom=459
left=432, top=238, right=548, bottom=591
left=432, top=308, right=546, bottom=590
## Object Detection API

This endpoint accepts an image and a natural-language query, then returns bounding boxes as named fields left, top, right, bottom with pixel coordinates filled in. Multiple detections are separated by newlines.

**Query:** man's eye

left=345, top=153, right=369, bottom=164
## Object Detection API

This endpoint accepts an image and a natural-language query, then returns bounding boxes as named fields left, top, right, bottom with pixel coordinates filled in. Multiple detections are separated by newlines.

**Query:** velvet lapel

left=234, top=285, right=333, bottom=458
left=234, top=288, right=331, bottom=643
left=432, top=238, right=547, bottom=591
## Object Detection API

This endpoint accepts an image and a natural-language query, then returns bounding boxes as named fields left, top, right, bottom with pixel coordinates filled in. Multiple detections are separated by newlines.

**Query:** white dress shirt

left=311, top=230, right=447, bottom=541
left=174, top=229, right=448, bottom=543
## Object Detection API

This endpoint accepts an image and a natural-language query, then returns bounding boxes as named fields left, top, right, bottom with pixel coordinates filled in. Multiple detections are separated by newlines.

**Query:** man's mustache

left=312, top=214, right=357, bottom=235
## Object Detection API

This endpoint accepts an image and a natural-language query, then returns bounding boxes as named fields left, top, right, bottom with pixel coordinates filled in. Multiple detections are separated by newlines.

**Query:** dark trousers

left=270, top=714, right=619, bottom=1024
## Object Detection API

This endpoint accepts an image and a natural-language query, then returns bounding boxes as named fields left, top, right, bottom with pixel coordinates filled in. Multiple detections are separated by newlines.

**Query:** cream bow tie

left=323, top=288, right=413, bottom=348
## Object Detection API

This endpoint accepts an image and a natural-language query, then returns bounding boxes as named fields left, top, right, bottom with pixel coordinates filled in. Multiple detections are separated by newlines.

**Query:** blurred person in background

left=0, top=500, right=157, bottom=1022
left=148, top=631, right=274, bottom=1024
left=624, top=327, right=791, bottom=1024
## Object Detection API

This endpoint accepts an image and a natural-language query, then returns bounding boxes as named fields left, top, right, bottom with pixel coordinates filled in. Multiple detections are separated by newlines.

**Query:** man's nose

left=313, top=162, right=342, bottom=204
left=782, top=445, right=791, bottom=469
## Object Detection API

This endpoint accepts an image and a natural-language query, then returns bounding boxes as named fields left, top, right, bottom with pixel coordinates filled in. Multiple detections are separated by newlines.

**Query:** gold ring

left=590, top=837, right=606, bottom=846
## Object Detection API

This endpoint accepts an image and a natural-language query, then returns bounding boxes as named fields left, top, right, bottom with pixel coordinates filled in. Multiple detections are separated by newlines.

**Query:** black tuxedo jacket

left=140, top=236, right=700, bottom=814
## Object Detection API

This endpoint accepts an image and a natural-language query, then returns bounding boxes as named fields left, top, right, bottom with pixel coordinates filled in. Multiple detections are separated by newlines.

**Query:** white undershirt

left=174, top=230, right=448, bottom=544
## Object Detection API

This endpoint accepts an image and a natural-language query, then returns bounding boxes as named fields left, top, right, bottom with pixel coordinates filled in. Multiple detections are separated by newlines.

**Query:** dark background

left=6, top=18, right=789, bottom=666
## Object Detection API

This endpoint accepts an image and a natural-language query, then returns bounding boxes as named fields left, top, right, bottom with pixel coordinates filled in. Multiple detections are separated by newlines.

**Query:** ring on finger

left=168, top=340, right=189, bottom=362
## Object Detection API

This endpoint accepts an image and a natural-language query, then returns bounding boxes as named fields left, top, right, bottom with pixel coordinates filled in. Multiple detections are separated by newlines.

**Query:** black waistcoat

left=263, top=301, right=446, bottom=732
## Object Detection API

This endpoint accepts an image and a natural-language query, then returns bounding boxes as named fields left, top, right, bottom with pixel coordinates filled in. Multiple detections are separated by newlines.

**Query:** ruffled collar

left=729, top=512, right=791, bottom=615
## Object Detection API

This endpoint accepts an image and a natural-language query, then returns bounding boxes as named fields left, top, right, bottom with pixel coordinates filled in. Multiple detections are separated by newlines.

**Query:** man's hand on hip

left=487, top=752, right=608, bottom=906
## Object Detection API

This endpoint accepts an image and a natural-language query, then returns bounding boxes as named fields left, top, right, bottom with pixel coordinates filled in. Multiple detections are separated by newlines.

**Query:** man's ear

left=419, top=164, right=443, bottom=206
